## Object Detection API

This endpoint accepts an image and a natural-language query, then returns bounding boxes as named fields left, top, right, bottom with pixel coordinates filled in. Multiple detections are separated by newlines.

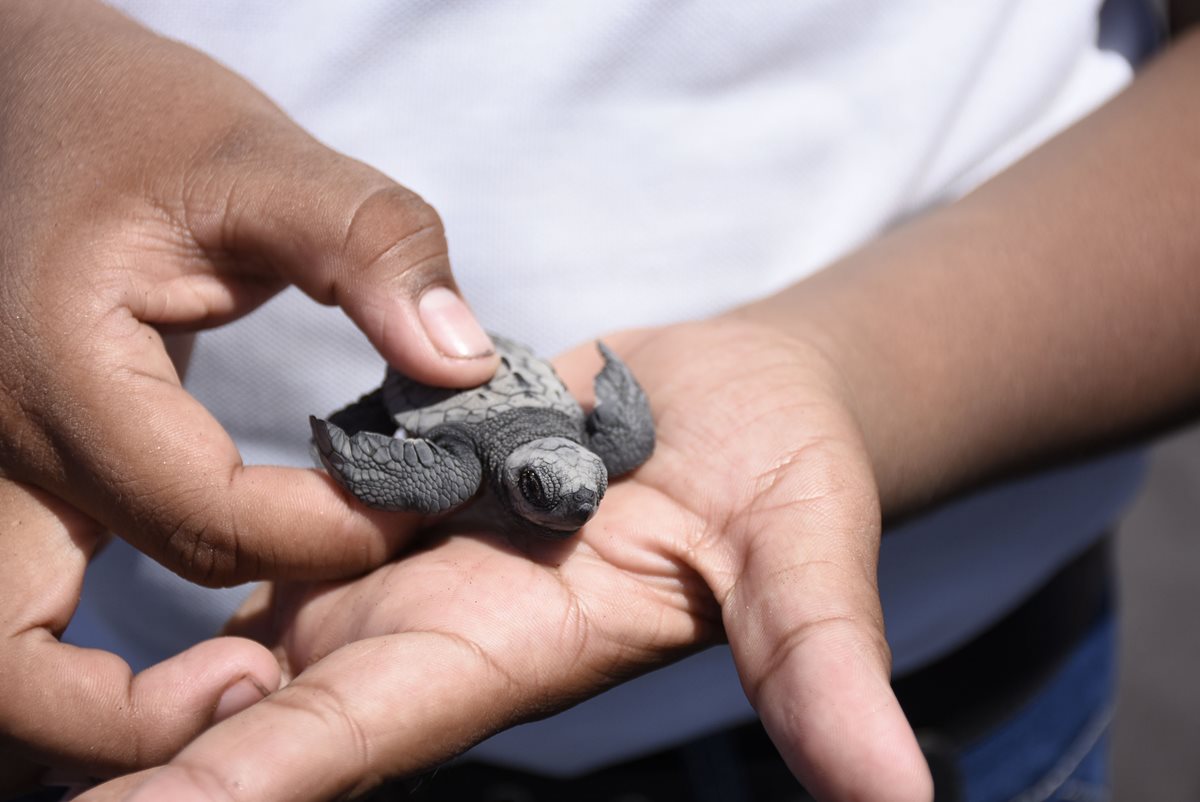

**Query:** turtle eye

left=519, top=468, right=557, bottom=510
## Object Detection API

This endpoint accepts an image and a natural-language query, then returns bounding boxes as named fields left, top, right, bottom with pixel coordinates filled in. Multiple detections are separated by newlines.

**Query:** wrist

left=721, top=251, right=959, bottom=518
left=710, top=305, right=887, bottom=500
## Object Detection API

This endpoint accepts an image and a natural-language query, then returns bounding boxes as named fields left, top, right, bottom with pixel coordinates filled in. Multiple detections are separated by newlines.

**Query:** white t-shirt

left=69, top=0, right=1147, bottom=775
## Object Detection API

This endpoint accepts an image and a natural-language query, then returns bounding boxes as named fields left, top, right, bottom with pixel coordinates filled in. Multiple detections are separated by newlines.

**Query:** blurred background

left=1113, top=422, right=1200, bottom=799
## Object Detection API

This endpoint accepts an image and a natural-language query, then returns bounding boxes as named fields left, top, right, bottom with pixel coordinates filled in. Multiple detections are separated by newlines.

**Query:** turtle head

left=503, top=437, right=608, bottom=535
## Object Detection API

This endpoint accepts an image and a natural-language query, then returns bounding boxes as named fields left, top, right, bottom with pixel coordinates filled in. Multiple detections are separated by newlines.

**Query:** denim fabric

left=958, top=614, right=1116, bottom=802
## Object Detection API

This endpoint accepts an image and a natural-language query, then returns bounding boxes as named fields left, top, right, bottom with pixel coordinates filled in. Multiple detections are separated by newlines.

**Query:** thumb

left=186, top=131, right=497, bottom=388
left=0, top=478, right=281, bottom=779
left=3, top=636, right=280, bottom=778
left=719, top=454, right=933, bottom=801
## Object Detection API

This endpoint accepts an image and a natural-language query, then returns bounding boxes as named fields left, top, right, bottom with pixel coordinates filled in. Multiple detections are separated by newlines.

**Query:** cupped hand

left=100, top=319, right=933, bottom=802
left=0, top=477, right=281, bottom=798
left=0, top=0, right=497, bottom=587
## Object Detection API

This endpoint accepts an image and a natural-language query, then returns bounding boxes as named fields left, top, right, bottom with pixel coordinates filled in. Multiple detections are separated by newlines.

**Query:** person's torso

left=71, top=0, right=1145, bottom=774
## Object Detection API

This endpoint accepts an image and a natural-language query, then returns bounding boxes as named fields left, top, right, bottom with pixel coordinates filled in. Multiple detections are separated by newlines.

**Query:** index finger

left=40, top=318, right=416, bottom=586
left=93, top=493, right=695, bottom=802
left=0, top=479, right=280, bottom=780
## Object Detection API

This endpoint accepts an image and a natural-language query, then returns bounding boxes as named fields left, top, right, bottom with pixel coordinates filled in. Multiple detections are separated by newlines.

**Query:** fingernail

left=418, top=287, right=494, bottom=359
left=213, top=676, right=269, bottom=724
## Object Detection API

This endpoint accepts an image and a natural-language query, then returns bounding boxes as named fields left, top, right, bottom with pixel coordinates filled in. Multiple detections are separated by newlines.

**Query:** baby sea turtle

left=310, top=336, right=655, bottom=538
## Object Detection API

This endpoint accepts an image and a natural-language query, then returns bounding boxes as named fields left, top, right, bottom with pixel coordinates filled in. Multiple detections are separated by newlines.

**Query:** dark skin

left=87, top=322, right=921, bottom=801
left=4, top=2, right=1200, bottom=801
left=0, top=0, right=496, bottom=794
left=96, top=27, right=1200, bottom=802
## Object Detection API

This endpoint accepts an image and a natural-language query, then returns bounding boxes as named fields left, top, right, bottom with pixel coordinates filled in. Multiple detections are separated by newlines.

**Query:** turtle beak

left=570, top=501, right=597, bottom=526
left=567, top=486, right=603, bottom=527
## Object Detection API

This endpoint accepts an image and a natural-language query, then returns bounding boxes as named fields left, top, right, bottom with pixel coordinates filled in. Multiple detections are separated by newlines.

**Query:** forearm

left=737, top=29, right=1200, bottom=514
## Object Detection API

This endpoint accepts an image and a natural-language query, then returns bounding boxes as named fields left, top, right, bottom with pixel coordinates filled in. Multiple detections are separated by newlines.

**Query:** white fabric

left=69, top=0, right=1145, bottom=775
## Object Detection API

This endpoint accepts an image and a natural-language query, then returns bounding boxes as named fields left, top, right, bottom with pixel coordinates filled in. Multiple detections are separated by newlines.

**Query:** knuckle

left=339, top=184, right=448, bottom=284
left=158, top=499, right=243, bottom=587
left=748, top=612, right=890, bottom=706
left=274, top=683, right=373, bottom=779
left=189, top=102, right=301, bottom=184
left=204, top=112, right=287, bottom=168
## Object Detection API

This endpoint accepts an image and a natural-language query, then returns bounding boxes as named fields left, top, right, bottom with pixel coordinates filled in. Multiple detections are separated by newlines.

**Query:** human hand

left=0, top=477, right=283, bottom=799
left=0, top=0, right=497, bottom=587
left=100, top=320, right=933, bottom=802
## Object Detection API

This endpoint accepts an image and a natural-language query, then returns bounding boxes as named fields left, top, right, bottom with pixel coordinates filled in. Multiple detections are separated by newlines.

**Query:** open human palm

left=98, top=320, right=933, bottom=802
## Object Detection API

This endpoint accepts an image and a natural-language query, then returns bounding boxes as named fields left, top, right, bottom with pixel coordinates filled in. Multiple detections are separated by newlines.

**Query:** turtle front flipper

left=584, top=342, right=655, bottom=478
left=310, top=417, right=482, bottom=514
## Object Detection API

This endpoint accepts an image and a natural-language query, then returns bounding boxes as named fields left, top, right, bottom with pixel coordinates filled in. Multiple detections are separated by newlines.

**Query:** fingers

left=99, top=519, right=683, bottom=802
left=110, top=620, right=559, bottom=802
left=715, top=448, right=934, bottom=802
left=3, top=636, right=279, bottom=777
left=171, top=130, right=498, bottom=388
left=108, top=635, right=487, bottom=802
left=0, top=479, right=281, bottom=777
left=76, top=130, right=500, bottom=584
left=16, top=0, right=495, bottom=388
left=47, top=336, right=425, bottom=585
left=0, top=0, right=494, bottom=586
left=2, top=295, right=425, bottom=584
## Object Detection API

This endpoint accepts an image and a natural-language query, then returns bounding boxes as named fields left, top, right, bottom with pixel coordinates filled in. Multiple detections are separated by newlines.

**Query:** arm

left=740, top=28, right=1200, bottom=514
left=82, top=21, right=1200, bottom=802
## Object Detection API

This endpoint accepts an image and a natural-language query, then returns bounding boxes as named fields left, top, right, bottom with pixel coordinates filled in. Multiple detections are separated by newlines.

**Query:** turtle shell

left=381, top=336, right=582, bottom=436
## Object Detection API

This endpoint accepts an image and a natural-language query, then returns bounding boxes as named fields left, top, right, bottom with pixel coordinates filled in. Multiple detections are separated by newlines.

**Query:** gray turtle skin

left=310, top=336, right=655, bottom=538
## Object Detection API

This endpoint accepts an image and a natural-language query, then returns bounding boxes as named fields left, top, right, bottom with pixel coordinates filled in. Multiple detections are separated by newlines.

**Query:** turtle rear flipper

left=310, top=417, right=482, bottom=514
left=308, top=388, right=396, bottom=469
left=585, top=342, right=655, bottom=478
left=328, top=388, right=396, bottom=436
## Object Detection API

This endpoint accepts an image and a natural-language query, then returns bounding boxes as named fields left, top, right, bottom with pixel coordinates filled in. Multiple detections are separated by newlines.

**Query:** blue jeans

left=957, top=613, right=1115, bottom=802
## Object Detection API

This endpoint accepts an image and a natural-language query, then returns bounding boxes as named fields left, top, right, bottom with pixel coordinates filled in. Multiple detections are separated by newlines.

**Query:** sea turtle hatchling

left=309, top=336, right=655, bottom=538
